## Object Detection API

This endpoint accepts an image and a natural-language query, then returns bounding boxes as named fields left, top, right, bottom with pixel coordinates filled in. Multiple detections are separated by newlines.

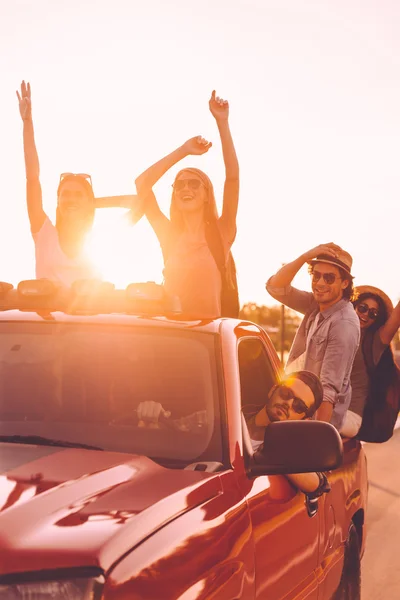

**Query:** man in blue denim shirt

left=266, top=243, right=360, bottom=430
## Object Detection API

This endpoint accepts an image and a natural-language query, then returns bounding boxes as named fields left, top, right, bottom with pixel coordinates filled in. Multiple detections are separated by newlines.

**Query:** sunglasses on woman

left=277, top=385, right=310, bottom=415
left=172, top=179, right=202, bottom=192
left=311, top=270, right=340, bottom=285
left=59, top=173, right=93, bottom=187
left=356, top=303, right=379, bottom=320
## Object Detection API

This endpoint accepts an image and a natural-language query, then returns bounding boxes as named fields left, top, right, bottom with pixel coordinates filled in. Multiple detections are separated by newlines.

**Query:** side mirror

left=250, top=420, right=343, bottom=475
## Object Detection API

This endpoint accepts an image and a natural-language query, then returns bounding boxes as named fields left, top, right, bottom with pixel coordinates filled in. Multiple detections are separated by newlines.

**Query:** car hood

left=0, top=443, right=222, bottom=575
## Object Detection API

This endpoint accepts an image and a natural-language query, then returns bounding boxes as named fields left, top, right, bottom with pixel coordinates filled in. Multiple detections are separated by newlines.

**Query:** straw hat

left=308, top=249, right=353, bottom=278
left=355, top=285, right=393, bottom=316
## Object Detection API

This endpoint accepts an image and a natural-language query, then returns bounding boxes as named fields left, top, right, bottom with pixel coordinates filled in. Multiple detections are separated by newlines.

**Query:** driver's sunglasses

left=172, top=179, right=202, bottom=192
left=59, top=172, right=93, bottom=187
left=356, top=303, right=379, bottom=320
left=311, top=270, right=340, bottom=285
left=277, top=385, right=310, bottom=415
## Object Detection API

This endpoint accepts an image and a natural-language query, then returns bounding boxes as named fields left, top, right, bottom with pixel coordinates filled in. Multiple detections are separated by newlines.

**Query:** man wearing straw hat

left=265, top=242, right=360, bottom=431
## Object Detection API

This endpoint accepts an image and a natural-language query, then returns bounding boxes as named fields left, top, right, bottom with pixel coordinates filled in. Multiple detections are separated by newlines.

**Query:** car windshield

left=0, top=322, right=222, bottom=464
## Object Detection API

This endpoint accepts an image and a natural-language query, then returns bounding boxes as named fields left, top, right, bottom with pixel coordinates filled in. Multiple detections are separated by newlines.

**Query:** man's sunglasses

left=172, top=179, right=202, bottom=192
left=277, top=385, right=310, bottom=415
left=59, top=172, right=93, bottom=187
left=311, top=270, right=340, bottom=285
left=356, top=303, right=379, bottom=320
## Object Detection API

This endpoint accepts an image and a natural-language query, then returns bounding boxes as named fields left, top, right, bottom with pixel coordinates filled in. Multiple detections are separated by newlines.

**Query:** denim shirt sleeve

left=265, top=277, right=316, bottom=315
left=320, top=318, right=360, bottom=405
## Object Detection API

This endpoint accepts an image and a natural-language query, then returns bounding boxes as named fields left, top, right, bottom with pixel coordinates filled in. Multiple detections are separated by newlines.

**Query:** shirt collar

left=318, top=298, right=348, bottom=321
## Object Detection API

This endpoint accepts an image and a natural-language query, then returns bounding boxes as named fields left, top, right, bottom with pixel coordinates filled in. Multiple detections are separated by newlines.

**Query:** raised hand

left=16, top=80, right=32, bottom=122
left=302, top=242, right=343, bottom=262
left=209, top=90, right=229, bottom=122
left=182, top=136, right=212, bottom=156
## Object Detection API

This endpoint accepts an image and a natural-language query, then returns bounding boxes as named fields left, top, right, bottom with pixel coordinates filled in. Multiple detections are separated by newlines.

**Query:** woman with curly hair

left=340, top=286, right=400, bottom=438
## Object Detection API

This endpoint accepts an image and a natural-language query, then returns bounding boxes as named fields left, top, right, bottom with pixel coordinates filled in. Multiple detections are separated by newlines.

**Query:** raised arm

left=134, top=137, right=211, bottom=238
left=379, top=300, right=400, bottom=346
left=268, top=243, right=342, bottom=289
left=135, top=136, right=211, bottom=197
left=16, top=81, right=46, bottom=234
left=209, top=90, right=239, bottom=241
left=265, top=243, right=342, bottom=314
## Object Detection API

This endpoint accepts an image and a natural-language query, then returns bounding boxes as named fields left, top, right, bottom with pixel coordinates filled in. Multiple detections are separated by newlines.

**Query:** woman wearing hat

left=17, top=81, right=142, bottom=286
left=135, top=90, right=239, bottom=318
left=340, top=286, right=400, bottom=437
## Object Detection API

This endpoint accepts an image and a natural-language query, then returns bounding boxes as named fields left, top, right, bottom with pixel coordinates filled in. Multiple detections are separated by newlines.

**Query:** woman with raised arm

left=340, top=286, right=400, bottom=438
left=135, top=90, right=239, bottom=318
left=17, top=81, right=142, bottom=287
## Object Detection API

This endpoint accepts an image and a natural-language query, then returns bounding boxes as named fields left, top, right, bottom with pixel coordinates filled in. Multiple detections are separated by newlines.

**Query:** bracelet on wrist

left=305, top=472, right=331, bottom=500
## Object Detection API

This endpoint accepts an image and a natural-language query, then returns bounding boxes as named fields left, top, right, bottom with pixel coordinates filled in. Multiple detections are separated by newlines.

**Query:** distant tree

left=240, top=303, right=301, bottom=355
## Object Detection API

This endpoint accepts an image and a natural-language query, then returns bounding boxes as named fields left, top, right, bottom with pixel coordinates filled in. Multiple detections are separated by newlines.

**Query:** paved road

left=361, top=428, right=400, bottom=599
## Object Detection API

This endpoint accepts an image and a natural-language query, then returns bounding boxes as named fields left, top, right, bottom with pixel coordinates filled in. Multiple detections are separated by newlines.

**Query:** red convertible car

left=0, top=280, right=367, bottom=599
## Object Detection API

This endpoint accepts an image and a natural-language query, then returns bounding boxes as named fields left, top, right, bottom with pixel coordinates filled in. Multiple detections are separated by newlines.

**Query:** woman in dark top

left=340, top=286, right=400, bottom=437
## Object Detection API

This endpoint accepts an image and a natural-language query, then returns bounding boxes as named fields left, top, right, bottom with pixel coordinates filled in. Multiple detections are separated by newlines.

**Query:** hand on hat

left=302, top=243, right=342, bottom=263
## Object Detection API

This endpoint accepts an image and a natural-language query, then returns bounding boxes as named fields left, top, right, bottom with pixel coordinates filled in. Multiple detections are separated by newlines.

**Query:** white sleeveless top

left=33, top=217, right=98, bottom=287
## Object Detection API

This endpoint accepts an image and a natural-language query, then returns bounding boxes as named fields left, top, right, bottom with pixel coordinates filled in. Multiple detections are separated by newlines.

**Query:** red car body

left=0, top=309, right=368, bottom=599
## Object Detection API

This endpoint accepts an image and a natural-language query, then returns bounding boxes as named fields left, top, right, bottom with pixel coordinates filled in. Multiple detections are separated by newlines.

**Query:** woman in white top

left=17, top=81, right=142, bottom=287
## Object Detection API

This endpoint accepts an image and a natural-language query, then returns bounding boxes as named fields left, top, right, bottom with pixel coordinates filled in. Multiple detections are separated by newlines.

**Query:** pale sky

left=1, top=0, right=399, bottom=306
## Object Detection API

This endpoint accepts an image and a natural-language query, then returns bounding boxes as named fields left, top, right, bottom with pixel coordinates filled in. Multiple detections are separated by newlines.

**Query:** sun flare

left=85, top=211, right=164, bottom=289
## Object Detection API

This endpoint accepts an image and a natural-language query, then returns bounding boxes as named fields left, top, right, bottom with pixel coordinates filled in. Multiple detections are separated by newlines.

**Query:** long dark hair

left=55, top=174, right=95, bottom=236
left=353, top=292, right=388, bottom=332
left=353, top=292, right=397, bottom=383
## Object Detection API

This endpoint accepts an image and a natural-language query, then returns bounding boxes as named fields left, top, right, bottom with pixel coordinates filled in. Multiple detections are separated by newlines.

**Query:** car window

left=238, top=338, right=277, bottom=450
left=238, top=338, right=277, bottom=413
left=0, top=323, right=222, bottom=464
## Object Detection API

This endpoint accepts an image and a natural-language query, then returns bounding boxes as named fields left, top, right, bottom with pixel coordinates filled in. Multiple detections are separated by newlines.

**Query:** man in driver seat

left=137, top=370, right=323, bottom=440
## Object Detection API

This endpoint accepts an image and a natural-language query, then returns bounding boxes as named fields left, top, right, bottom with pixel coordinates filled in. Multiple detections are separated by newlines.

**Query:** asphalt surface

left=361, top=427, right=400, bottom=599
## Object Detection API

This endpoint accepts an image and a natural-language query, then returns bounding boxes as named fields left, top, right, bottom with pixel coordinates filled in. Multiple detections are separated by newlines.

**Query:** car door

left=237, top=336, right=320, bottom=599
left=316, top=438, right=367, bottom=599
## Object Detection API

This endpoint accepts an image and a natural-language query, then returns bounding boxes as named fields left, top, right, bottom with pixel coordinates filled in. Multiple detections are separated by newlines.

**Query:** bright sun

left=85, top=210, right=164, bottom=289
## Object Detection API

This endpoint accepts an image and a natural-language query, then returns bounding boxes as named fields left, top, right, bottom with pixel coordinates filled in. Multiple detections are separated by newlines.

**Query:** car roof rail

left=0, top=279, right=182, bottom=317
